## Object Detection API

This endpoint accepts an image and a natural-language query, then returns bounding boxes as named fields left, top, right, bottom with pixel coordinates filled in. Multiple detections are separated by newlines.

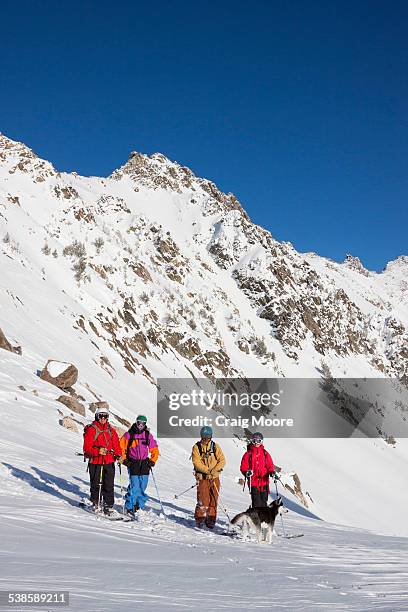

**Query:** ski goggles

left=97, top=413, right=109, bottom=419
left=251, top=437, right=263, bottom=444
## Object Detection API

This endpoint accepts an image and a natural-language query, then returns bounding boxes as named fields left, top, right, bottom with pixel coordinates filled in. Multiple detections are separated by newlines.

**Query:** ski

left=216, top=530, right=238, bottom=538
left=193, top=524, right=237, bottom=537
left=123, top=510, right=138, bottom=522
left=78, top=501, right=128, bottom=521
left=210, top=525, right=237, bottom=537
left=277, top=532, right=304, bottom=539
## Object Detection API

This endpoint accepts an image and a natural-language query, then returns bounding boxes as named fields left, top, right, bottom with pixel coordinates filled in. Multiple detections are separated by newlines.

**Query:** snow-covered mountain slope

left=1, top=357, right=408, bottom=611
left=1, top=132, right=408, bottom=542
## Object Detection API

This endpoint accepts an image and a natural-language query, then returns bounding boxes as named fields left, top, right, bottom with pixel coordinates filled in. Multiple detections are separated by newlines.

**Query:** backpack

left=83, top=422, right=113, bottom=458
left=195, top=440, right=218, bottom=461
left=124, top=428, right=150, bottom=466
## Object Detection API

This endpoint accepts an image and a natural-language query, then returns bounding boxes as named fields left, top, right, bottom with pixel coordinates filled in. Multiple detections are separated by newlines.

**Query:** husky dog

left=231, top=497, right=288, bottom=543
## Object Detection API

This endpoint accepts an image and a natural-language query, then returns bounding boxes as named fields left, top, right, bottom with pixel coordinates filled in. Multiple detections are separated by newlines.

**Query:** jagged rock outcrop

left=282, top=473, right=312, bottom=508
left=57, top=395, right=86, bottom=417
left=89, top=401, right=109, bottom=414
left=0, top=328, right=22, bottom=355
left=110, top=412, right=131, bottom=428
left=1, top=131, right=407, bottom=388
left=111, top=150, right=249, bottom=219
left=60, top=416, right=79, bottom=433
left=343, top=254, right=370, bottom=276
left=0, top=133, right=56, bottom=183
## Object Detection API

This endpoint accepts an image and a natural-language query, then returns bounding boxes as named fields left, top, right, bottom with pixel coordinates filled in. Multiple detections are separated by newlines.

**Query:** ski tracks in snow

left=1, top=495, right=408, bottom=610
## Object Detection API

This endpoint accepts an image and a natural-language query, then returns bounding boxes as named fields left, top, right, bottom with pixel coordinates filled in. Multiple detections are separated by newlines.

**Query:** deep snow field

left=1, top=353, right=408, bottom=612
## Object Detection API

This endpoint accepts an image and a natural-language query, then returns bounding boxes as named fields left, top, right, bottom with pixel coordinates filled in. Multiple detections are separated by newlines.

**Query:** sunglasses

left=97, top=414, right=109, bottom=419
left=252, top=439, right=262, bottom=444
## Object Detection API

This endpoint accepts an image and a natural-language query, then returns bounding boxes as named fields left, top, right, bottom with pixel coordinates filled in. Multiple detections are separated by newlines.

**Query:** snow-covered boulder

left=40, top=360, right=78, bottom=390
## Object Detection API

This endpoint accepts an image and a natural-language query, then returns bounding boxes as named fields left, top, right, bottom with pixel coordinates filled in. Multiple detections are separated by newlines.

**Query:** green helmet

left=136, top=414, right=147, bottom=423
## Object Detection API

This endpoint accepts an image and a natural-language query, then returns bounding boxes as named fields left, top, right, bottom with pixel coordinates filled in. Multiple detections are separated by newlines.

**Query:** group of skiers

left=83, top=407, right=275, bottom=525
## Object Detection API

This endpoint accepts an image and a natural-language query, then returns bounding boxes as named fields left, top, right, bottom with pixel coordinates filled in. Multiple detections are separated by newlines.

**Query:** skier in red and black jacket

left=83, top=406, right=122, bottom=515
left=240, top=432, right=275, bottom=508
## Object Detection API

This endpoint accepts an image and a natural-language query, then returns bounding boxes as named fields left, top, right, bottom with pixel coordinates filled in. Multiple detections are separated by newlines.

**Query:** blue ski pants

left=125, top=473, right=149, bottom=510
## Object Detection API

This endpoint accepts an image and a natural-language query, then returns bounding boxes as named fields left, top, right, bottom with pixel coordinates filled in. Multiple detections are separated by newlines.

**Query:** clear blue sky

left=1, top=1, right=407, bottom=271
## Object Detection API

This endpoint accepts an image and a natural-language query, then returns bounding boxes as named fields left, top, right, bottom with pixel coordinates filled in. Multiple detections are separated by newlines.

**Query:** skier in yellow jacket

left=191, top=426, right=226, bottom=528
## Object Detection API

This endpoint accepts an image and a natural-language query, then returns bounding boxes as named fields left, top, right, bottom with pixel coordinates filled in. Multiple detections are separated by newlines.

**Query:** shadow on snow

left=3, top=462, right=86, bottom=508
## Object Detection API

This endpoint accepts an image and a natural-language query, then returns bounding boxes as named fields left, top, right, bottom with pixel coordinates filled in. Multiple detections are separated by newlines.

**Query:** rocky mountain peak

left=383, top=255, right=408, bottom=273
left=342, top=254, right=370, bottom=276
left=0, top=133, right=38, bottom=160
left=110, top=149, right=249, bottom=219
left=0, top=133, right=55, bottom=182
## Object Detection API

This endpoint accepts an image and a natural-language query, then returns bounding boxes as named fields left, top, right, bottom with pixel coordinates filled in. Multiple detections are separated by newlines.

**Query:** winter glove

left=116, top=456, right=124, bottom=464
left=245, top=470, right=253, bottom=477
left=99, top=447, right=107, bottom=456
left=147, top=459, right=155, bottom=469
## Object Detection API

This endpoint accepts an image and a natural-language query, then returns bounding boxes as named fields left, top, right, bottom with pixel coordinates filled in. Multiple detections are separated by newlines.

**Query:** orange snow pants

left=195, top=477, right=220, bottom=527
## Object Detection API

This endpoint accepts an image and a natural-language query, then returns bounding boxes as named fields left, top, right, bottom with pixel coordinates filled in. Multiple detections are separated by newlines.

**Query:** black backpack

left=124, top=427, right=150, bottom=466
left=195, top=440, right=218, bottom=460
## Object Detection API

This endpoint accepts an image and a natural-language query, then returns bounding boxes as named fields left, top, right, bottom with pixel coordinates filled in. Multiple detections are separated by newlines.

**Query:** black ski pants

left=89, top=462, right=115, bottom=508
left=250, top=485, right=269, bottom=508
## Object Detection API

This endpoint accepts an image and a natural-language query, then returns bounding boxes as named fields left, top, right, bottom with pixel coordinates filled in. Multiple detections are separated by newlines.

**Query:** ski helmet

left=251, top=432, right=263, bottom=443
left=95, top=406, right=109, bottom=419
left=200, top=426, right=213, bottom=439
left=135, top=415, right=147, bottom=430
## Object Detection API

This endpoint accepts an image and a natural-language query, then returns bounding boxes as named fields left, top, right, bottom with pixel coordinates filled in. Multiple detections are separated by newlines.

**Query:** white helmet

left=95, top=406, right=109, bottom=417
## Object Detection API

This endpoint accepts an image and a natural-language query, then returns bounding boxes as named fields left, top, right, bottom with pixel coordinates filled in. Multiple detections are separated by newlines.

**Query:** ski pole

left=212, top=480, right=231, bottom=522
left=150, top=468, right=166, bottom=517
left=274, top=476, right=287, bottom=538
left=97, top=456, right=104, bottom=512
left=118, top=463, right=125, bottom=515
left=76, top=450, right=114, bottom=457
left=174, top=483, right=198, bottom=499
left=242, top=475, right=247, bottom=492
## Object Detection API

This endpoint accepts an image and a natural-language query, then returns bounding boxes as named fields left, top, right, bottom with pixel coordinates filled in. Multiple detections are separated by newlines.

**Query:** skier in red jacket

left=240, top=432, right=275, bottom=508
left=83, top=406, right=122, bottom=515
